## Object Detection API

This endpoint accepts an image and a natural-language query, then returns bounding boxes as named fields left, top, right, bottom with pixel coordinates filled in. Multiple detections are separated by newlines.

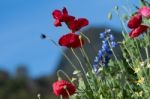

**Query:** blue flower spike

left=93, top=29, right=117, bottom=73
left=100, top=32, right=105, bottom=39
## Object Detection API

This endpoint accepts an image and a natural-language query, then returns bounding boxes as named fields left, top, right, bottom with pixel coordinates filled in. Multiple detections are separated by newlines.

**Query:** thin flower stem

left=119, top=45, right=134, bottom=70
left=65, top=89, right=71, bottom=99
left=45, top=36, right=78, bottom=70
left=126, top=80, right=134, bottom=93
left=79, top=35, right=92, bottom=70
left=106, top=79, right=114, bottom=98
left=60, top=95, right=63, bottom=99
left=144, top=31, right=150, bottom=77
left=108, top=39, right=133, bottom=91
left=80, top=31, right=98, bottom=53
left=71, top=48, right=94, bottom=93
left=57, top=70, right=73, bottom=83
left=61, top=51, right=78, bottom=70
left=145, top=47, right=149, bottom=64
left=79, top=35, right=98, bottom=89
left=79, top=48, right=90, bottom=70
left=135, top=39, right=143, bottom=61
left=122, top=6, right=131, bottom=16
left=80, top=32, right=91, bottom=43
left=126, top=0, right=133, bottom=15
left=123, top=43, right=135, bottom=65
left=79, top=48, right=98, bottom=83
left=144, top=47, right=149, bottom=79
left=108, top=41, right=120, bottom=66
left=108, top=41, right=126, bottom=77
left=80, top=48, right=92, bottom=70
left=114, top=10, right=128, bottom=34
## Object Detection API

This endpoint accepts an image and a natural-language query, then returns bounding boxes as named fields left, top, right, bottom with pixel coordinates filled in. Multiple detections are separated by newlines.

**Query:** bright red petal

left=52, top=10, right=62, bottom=19
left=129, top=25, right=148, bottom=38
left=52, top=80, right=76, bottom=97
left=78, top=18, right=89, bottom=28
left=127, top=14, right=142, bottom=29
left=62, top=7, right=68, bottom=16
left=54, top=20, right=62, bottom=27
left=67, top=20, right=78, bottom=32
left=67, top=18, right=89, bottom=32
left=59, top=33, right=84, bottom=48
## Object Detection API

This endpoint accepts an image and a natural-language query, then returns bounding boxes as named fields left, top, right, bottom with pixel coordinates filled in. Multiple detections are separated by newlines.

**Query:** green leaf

left=78, top=78, right=85, bottom=89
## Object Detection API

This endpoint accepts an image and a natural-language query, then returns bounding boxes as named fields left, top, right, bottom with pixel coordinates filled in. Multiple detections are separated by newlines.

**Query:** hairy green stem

left=71, top=48, right=94, bottom=93
left=45, top=36, right=78, bottom=70
left=57, top=70, right=72, bottom=83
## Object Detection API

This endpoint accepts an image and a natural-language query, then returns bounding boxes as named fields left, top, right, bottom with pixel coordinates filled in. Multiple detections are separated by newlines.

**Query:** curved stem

left=114, top=10, right=128, bottom=34
left=80, top=32, right=91, bottom=43
left=71, top=48, right=94, bottom=93
left=44, top=35, right=78, bottom=70
left=57, top=70, right=72, bottom=83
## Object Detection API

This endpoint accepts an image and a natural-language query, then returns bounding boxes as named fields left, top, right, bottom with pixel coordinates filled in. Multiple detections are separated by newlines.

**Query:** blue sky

left=0, top=0, right=137, bottom=78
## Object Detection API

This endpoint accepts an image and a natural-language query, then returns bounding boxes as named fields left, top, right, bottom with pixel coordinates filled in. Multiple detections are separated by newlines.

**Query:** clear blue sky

left=0, top=0, right=137, bottom=78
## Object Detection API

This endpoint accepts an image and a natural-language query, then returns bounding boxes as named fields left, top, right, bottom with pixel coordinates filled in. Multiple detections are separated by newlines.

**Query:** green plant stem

left=108, top=41, right=123, bottom=70
left=119, top=45, right=134, bottom=70
left=57, top=70, right=73, bottom=83
left=71, top=48, right=94, bottom=93
left=144, top=47, right=149, bottom=80
left=46, top=36, right=78, bottom=70
left=79, top=35, right=92, bottom=70
left=79, top=48, right=91, bottom=70
left=135, top=39, right=143, bottom=61
left=80, top=32, right=91, bottom=43
left=114, top=10, right=128, bottom=34
left=65, top=89, right=71, bottom=99
left=126, top=81, right=134, bottom=93
left=145, top=47, right=149, bottom=64
left=60, top=95, right=63, bottom=99
left=122, top=43, right=134, bottom=65
left=80, top=48, right=92, bottom=70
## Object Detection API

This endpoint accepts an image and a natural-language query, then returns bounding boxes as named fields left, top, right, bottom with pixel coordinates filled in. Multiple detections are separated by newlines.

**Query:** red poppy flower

left=52, top=7, right=75, bottom=27
left=52, top=80, right=76, bottom=97
left=67, top=18, right=89, bottom=32
left=128, top=14, right=142, bottom=29
left=129, top=25, right=148, bottom=38
left=139, top=6, right=150, bottom=19
left=59, top=33, right=84, bottom=48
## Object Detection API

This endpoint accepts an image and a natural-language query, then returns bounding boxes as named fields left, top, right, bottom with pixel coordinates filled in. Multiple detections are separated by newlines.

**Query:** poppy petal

left=129, top=25, right=148, bottom=38
left=52, top=10, right=62, bottom=19
left=128, top=14, right=142, bottom=29
left=59, top=33, right=84, bottom=48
